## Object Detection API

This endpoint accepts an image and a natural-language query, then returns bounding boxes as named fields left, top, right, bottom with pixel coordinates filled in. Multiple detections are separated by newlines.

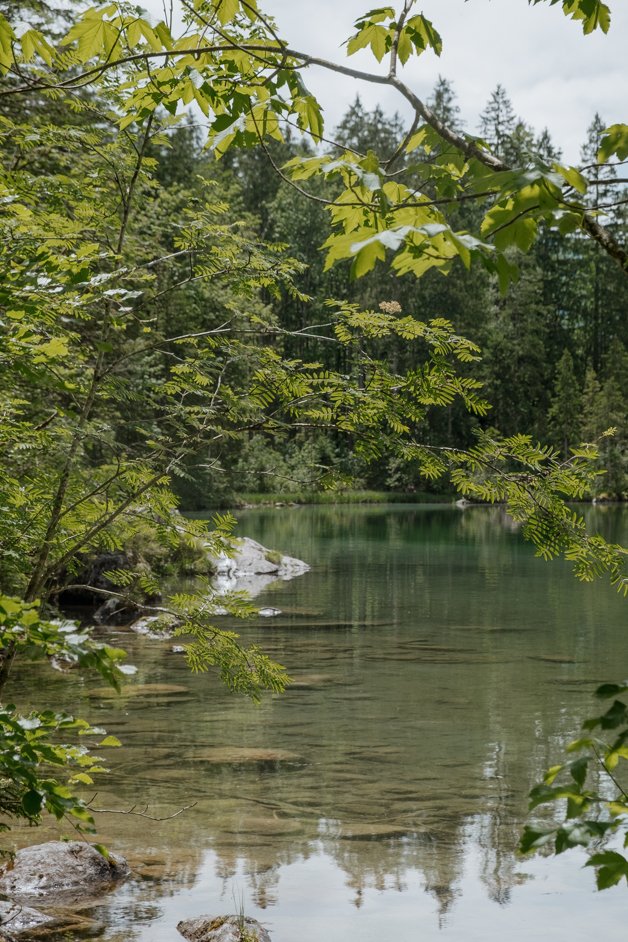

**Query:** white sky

left=144, top=0, right=628, bottom=162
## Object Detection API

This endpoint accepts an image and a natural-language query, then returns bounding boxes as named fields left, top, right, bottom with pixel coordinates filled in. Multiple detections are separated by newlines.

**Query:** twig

left=88, top=800, right=198, bottom=820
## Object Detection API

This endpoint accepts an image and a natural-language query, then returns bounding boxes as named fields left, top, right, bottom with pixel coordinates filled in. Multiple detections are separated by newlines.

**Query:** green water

left=6, top=504, right=628, bottom=941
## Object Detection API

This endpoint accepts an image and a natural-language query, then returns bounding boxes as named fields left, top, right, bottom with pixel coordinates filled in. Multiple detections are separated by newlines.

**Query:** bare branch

left=88, top=800, right=198, bottom=820
left=2, top=19, right=625, bottom=270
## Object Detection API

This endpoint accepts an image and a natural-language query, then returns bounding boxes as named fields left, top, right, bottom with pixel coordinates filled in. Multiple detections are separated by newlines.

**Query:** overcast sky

left=145, top=0, right=628, bottom=162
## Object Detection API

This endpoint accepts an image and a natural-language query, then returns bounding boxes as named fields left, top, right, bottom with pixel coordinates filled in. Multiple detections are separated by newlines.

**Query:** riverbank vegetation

left=0, top=0, right=626, bottom=889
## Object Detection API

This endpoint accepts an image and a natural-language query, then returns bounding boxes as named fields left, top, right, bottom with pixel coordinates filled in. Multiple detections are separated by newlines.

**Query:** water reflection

left=5, top=505, right=627, bottom=942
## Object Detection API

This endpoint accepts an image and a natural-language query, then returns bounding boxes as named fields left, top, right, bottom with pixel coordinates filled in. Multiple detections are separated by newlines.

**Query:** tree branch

left=3, top=23, right=626, bottom=270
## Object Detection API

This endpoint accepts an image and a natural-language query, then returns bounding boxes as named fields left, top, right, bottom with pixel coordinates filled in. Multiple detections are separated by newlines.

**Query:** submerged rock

left=88, top=683, right=189, bottom=699
left=185, top=746, right=304, bottom=768
left=338, top=822, right=412, bottom=840
left=0, top=900, right=54, bottom=936
left=178, top=915, right=271, bottom=942
left=221, top=815, right=302, bottom=837
left=0, top=842, right=129, bottom=900
left=287, top=673, right=333, bottom=689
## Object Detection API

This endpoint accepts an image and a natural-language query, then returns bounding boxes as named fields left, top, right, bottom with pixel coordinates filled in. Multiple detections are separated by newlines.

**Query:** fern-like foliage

left=441, top=430, right=626, bottom=591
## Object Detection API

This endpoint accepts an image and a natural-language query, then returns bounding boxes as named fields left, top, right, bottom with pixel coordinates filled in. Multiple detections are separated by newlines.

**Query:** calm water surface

left=8, top=504, right=628, bottom=941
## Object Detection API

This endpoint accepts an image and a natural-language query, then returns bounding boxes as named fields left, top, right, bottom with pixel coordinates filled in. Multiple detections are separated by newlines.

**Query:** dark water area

left=6, top=504, right=628, bottom=941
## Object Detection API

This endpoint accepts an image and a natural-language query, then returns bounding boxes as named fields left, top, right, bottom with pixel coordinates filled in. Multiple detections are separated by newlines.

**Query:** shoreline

left=184, top=491, right=627, bottom=512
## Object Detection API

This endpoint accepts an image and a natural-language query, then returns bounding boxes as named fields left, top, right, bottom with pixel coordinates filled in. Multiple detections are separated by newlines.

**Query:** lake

left=6, top=504, right=628, bottom=941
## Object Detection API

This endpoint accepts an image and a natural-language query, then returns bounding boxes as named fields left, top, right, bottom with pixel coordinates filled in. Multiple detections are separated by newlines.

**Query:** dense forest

left=184, top=86, right=628, bottom=504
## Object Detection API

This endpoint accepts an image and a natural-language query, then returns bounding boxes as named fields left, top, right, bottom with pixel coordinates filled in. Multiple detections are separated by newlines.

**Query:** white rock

left=0, top=842, right=129, bottom=900
left=208, top=537, right=309, bottom=601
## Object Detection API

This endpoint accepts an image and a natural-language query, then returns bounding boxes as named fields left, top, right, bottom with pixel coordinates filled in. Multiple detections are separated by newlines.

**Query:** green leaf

left=566, top=795, right=586, bottom=819
left=544, top=763, right=563, bottom=784
left=531, top=0, right=611, bottom=34
left=293, top=95, right=324, bottom=140
left=351, top=239, right=386, bottom=277
left=355, top=7, right=395, bottom=24
left=242, top=0, right=259, bottom=21
left=405, top=126, right=431, bottom=154
left=93, top=843, right=111, bottom=860
left=21, top=789, right=43, bottom=817
left=404, top=14, right=443, bottom=55
left=519, top=824, right=555, bottom=853
left=347, top=24, right=390, bottom=61
left=569, top=0, right=611, bottom=34
left=598, top=124, right=628, bottom=163
left=119, top=112, right=137, bottom=131
left=137, top=20, right=164, bottom=52
left=215, top=0, right=240, bottom=26
left=34, top=338, right=69, bottom=360
left=65, top=15, right=106, bottom=59
left=482, top=201, right=538, bottom=252
left=566, top=736, right=593, bottom=752
left=396, top=28, right=413, bottom=64
left=569, top=756, right=589, bottom=788
left=557, top=164, right=588, bottom=194
left=596, top=682, right=628, bottom=699
left=586, top=851, right=628, bottom=889
left=0, top=13, right=16, bottom=72
left=99, top=735, right=122, bottom=747
left=599, top=700, right=628, bottom=730
left=20, top=29, right=55, bottom=65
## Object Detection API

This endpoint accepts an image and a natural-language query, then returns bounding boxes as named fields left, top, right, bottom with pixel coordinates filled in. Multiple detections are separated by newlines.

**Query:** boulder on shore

left=178, top=915, right=271, bottom=942
left=0, top=842, right=129, bottom=901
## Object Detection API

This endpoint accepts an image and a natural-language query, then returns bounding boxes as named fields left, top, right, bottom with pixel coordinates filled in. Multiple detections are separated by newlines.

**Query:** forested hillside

left=208, top=88, right=628, bottom=503
left=8, top=63, right=626, bottom=507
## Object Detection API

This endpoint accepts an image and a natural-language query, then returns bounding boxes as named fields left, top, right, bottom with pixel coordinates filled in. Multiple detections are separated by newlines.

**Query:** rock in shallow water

left=87, top=682, right=189, bottom=699
left=211, top=537, right=308, bottom=578
left=0, top=842, right=129, bottom=900
left=184, top=746, right=305, bottom=768
left=178, top=915, right=271, bottom=942
left=210, top=537, right=309, bottom=600
left=0, top=900, right=54, bottom=936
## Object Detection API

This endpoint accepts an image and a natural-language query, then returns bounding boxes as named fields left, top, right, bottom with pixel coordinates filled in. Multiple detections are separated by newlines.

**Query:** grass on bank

left=229, top=490, right=455, bottom=507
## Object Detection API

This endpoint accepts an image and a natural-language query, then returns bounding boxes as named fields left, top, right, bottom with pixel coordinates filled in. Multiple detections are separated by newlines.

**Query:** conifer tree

left=547, top=349, right=582, bottom=456
left=478, top=84, right=516, bottom=159
left=480, top=262, right=550, bottom=437
left=535, top=127, right=562, bottom=162
left=580, top=366, right=605, bottom=442
left=334, top=95, right=406, bottom=159
left=598, top=341, right=628, bottom=497
left=427, top=76, right=462, bottom=130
